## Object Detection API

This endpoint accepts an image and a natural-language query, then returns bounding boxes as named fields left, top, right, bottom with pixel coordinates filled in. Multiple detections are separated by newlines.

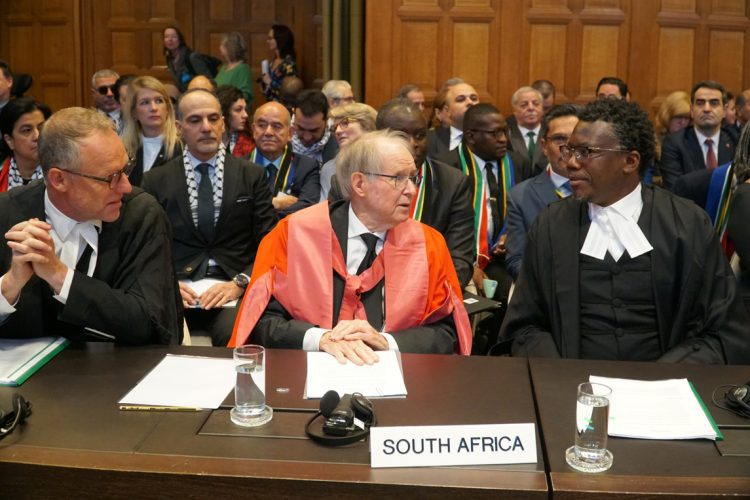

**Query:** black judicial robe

left=499, top=185, right=750, bottom=364
left=0, top=181, right=182, bottom=344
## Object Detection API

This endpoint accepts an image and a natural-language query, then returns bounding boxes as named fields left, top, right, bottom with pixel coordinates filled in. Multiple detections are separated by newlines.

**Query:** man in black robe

left=0, top=107, right=181, bottom=343
left=499, top=99, right=749, bottom=364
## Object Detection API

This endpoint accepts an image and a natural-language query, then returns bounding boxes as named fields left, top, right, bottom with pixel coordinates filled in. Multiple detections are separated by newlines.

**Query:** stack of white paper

left=590, top=375, right=720, bottom=441
left=305, top=351, right=408, bottom=398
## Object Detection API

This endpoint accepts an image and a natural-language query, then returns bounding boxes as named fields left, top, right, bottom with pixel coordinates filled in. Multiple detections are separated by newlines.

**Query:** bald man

left=142, top=89, right=277, bottom=346
left=187, top=75, right=216, bottom=93
left=250, top=101, right=320, bottom=216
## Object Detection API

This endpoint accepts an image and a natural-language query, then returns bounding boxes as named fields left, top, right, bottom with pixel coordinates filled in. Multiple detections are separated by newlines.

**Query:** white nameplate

left=370, top=423, right=537, bottom=468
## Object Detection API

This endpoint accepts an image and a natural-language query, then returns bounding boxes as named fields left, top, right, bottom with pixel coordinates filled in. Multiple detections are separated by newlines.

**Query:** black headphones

left=305, top=390, right=376, bottom=446
left=713, top=382, right=750, bottom=419
left=0, top=393, right=32, bottom=439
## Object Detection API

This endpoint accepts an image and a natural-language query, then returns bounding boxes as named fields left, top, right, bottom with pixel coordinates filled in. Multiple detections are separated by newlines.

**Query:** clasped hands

left=319, top=319, right=388, bottom=366
left=179, top=281, right=243, bottom=310
left=2, top=218, right=67, bottom=304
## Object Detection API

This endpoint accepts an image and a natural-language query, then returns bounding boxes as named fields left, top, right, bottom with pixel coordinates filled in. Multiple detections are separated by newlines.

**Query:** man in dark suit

left=0, top=107, right=181, bottom=343
left=142, top=89, right=277, bottom=345
left=376, top=98, right=475, bottom=287
left=251, top=101, right=320, bottom=217
left=508, top=86, right=548, bottom=176
left=426, top=80, right=479, bottom=157
left=506, top=103, right=581, bottom=280
left=660, top=80, right=737, bottom=189
left=435, top=103, right=531, bottom=297
left=229, top=130, right=472, bottom=362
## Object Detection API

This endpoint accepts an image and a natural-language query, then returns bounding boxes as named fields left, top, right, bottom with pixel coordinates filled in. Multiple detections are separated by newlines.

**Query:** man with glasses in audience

left=499, top=98, right=749, bottom=364
left=142, top=89, right=277, bottom=346
left=0, top=107, right=181, bottom=343
left=229, top=130, right=472, bottom=362
left=660, top=80, right=737, bottom=189
left=505, top=104, right=581, bottom=281
left=91, top=69, right=123, bottom=135
left=252, top=101, right=320, bottom=216
left=435, top=103, right=531, bottom=297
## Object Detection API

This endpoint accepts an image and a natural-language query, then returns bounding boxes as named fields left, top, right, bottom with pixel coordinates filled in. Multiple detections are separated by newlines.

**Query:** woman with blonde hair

left=319, top=102, right=377, bottom=201
left=654, top=91, right=691, bottom=153
left=122, top=76, right=181, bottom=186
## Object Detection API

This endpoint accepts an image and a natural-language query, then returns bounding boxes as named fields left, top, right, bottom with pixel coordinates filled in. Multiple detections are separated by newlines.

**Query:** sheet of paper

left=119, top=354, right=235, bottom=409
left=590, top=375, right=719, bottom=440
left=305, top=350, right=407, bottom=399
left=180, top=278, right=238, bottom=308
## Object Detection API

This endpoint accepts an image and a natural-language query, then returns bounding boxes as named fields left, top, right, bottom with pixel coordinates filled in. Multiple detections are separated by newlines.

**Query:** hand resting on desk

left=320, top=319, right=388, bottom=366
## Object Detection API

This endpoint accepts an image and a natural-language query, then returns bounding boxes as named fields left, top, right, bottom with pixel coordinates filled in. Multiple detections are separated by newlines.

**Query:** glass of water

left=565, top=382, right=613, bottom=473
left=230, top=345, right=273, bottom=427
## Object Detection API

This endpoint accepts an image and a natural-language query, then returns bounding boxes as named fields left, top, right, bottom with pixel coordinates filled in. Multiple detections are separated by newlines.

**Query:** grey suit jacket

left=505, top=170, right=560, bottom=280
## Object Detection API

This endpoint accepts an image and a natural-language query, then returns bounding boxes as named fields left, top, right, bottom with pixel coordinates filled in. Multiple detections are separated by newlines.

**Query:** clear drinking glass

left=230, top=345, right=273, bottom=427
left=565, top=382, right=613, bottom=473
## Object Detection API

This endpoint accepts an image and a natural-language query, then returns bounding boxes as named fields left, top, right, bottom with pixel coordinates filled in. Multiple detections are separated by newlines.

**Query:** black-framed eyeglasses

left=470, top=128, right=508, bottom=139
left=559, top=145, right=630, bottom=162
left=95, top=85, right=115, bottom=96
left=363, top=171, right=420, bottom=190
left=64, top=166, right=130, bottom=189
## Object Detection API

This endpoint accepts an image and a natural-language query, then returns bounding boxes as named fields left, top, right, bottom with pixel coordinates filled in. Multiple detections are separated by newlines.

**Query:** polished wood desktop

left=530, top=358, right=750, bottom=499
left=0, top=345, right=546, bottom=499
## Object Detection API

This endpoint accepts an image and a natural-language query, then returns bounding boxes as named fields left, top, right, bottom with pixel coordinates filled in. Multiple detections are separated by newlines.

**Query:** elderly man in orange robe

left=229, top=130, right=471, bottom=364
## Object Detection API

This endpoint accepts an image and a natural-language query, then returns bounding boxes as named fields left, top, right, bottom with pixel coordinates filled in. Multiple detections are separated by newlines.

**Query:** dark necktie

left=485, top=163, right=501, bottom=240
left=196, top=163, right=214, bottom=241
left=267, top=163, right=278, bottom=191
left=705, top=139, right=717, bottom=169
left=76, top=242, right=93, bottom=274
left=356, top=233, right=380, bottom=275
left=526, top=131, right=536, bottom=159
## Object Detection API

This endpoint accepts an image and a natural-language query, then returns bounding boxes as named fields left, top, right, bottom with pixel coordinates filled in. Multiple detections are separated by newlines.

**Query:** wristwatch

left=232, top=273, right=250, bottom=289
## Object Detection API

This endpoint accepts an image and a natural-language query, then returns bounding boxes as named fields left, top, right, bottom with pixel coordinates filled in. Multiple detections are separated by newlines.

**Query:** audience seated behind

left=250, top=101, right=320, bottom=216
left=229, top=130, right=472, bottom=363
left=216, top=85, right=254, bottom=158
left=142, top=89, right=277, bottom=346
left=215, top=32, right=253, bottom=105
left=291, top=89, right=338, bottom=164
left=0, top=97, right=50, bottom=191
left=426, top=79, right=478, bottom=157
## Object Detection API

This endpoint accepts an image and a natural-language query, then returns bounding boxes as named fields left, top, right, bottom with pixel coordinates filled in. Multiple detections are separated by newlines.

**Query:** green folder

left=0, top=337, right=69, bottom=386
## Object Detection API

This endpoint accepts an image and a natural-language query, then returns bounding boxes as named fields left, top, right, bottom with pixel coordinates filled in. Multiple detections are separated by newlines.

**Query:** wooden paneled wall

left=365, top=0, right=750, bottom=118
left=0, top=0, right=322, bottom=113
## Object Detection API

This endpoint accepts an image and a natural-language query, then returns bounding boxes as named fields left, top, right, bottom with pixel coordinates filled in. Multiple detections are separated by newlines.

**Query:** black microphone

left=320, top=390, right=341, bottom=417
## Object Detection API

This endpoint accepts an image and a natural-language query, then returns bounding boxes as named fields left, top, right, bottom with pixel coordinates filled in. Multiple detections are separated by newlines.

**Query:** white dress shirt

left=449, top=126, right=463, bottom=151
left=302, top=205, right=399, bottom=352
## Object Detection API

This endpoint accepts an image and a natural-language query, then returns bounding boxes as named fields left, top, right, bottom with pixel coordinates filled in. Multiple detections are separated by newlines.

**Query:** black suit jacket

left=276, top=153, right=321, bottom=217
left=142, top=155, right=277, bottom=279
left=0, top=182, right=181, bottom=344
left=508, top=123, right=548, bottom=177
left=253, top=201, right=458, bottom=354
left=417, top=159, right=475, bottom=286
left=128, top=142, right=182, bottom=187
left=426, top=126, right=451, bottom=158
left=660, top=126, right=736, bottom=189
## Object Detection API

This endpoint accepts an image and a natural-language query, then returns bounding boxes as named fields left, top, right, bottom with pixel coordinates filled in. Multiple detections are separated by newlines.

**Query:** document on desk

left=305, top=351, right=407, bottom=399
left=590, top=375, right=722, bottom=441
left=0, top=337, right=68, bottom=386
left=119, top=354, right=235, bottom=410
left=180, top=278, right=238, bottom=308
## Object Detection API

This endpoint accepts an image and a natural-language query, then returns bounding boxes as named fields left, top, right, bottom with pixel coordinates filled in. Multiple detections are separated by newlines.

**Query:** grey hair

left=511, top=86, right=542, bottom=106
left=335, top=129, right=412, bottom=200
left=38, top=107, right=115, bottom=175
left=91, top=69, right=120, bottom=88
left=322, top=80, right=352, bottom=100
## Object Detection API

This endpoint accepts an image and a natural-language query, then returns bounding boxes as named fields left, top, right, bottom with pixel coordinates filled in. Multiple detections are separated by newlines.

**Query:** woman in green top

left=215, top=32, right=253, bottom=105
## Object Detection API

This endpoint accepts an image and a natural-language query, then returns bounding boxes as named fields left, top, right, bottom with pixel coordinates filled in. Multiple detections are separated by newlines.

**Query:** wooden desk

left=530, top=358, right=750, bottom=498
left=0, top=345, right=546, bottom=498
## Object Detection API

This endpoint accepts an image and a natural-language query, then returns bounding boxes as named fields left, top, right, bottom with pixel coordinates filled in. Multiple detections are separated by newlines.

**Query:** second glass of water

left=565, top=382, right=613, bottom=473
left=230, top=345, right=273, bottom=427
